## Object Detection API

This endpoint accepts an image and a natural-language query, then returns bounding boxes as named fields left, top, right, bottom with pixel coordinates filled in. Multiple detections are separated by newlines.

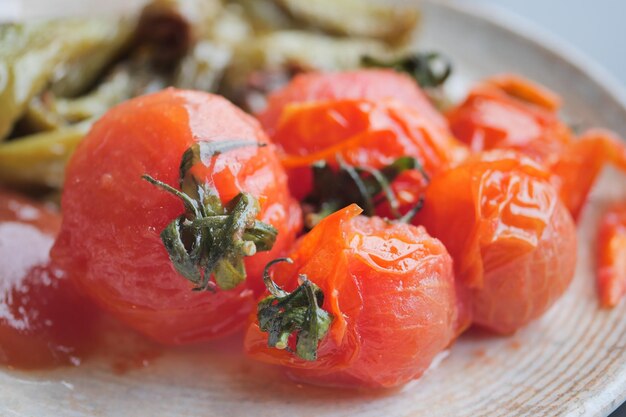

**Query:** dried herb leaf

left=258, top=258, right=332, bottom=361
left=143, top=140, right=277, bottom=291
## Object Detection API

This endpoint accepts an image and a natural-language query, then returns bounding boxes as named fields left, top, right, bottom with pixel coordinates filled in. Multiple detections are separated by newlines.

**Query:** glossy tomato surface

left=447, top=74, right=626, bottom=219
left=245, top=204, right=457, bottom=388
left=414, top=151, right=577, bottom=334
left=446, top=74, right=569, bottom=159
left=52, top=89, right=301, bottom=345
left=257, top=69, right=449, bottom=135
left=272, top=99, right=467, bottom=200
left=0, top=190, right=96, bottom=369
left=551, top=129, right=626, bottom=219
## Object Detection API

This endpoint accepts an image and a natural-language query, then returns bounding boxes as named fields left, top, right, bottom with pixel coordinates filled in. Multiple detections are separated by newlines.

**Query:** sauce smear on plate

left=0, top=190, right=97, bottom=369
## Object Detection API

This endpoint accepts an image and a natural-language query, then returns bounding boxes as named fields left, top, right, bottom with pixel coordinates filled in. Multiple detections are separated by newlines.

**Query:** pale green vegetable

left=50, top=20, right=136, bottom=97
left=225, top=30, right=399, bottom=81
left=221, top=30, right=405, bottom=109
left=272, top=0, right=419, bottom=42
left=173, top=41, right=232, bottom=92
left=0, top=18, right=134, bottom=139
left=228, top=0, right=296, bottom=33
left=53, top=68, right=136, bottom=123
left=0, top=126, right=88, bottom=188
left=19, top=96, right=66, bottom=133
left=0, top=0, right=423, bottom=192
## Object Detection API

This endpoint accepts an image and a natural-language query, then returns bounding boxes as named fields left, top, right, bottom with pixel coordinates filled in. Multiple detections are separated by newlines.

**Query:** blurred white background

left=468, top=0, right=626, bottom=85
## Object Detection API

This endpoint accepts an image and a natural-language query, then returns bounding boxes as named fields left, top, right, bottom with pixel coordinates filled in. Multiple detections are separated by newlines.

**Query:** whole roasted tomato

left=270, top=98, right=467, bottom=212
left=245, top=204, right=457, bottom=388
left=256, top=70, right=465, bottom=206
left=52, top=89, right=302, bottom=345
left=596, top=204, right=626, bottom=308
left=414, top=150, right=578, bottom=334
left=447, top=74, right=626, bottom=219
left=0, top=190, right=96, bottom=369
left=257, top=69, right=449, bottom=135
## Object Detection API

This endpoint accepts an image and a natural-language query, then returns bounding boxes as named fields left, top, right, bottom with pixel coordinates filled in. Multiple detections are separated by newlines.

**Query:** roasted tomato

left=414, top=151, right=577, bottom=334
left=447, top=74, right=626, bottom=219
left=597, top=204, right=626, bottom=308
left=0, top=190, right=96, bottom=369
left=551, top=129, right=626, bottom=219
left=257, top=69, right=449, bottom=135
left=245, top=204, right=457, bottom=388
left=52, top=89, right=301, bottom=345
left=271, top=98, right=467, bottom=204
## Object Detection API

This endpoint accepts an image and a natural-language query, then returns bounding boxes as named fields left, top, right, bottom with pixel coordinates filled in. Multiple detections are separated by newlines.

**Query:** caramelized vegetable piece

left=597, top=204, right=626, bottom=308
left=414, top=151, right=577, bottom=334
left=245, top=204, right=457, bottom=388
left=447, top=74, right=626, bottom=219
left=0, top=190, right=97, bottom=369
left=222, top=33, right=404, bottom=110
left=52, top=89, right=301, bottom=345
left=136, top=0, right=223, bottom=67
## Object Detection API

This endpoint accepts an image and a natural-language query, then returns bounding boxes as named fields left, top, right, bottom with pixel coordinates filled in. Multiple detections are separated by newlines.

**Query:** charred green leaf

left=362, top=52, right=452, bottom=88
left=258, top=258, right=332, bottom=361
left=304, top=155, right=427, bottom=228
left=143, top=140, right=277, bottom=291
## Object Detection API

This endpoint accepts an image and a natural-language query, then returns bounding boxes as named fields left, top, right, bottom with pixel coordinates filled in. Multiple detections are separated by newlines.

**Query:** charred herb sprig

left=143, top=140, right=277, bottom=291
left=362, top=52, right=453, bottom=89
left=257, top=258, right=332, bottom=361
left=304, top=155, right=428, bottom=228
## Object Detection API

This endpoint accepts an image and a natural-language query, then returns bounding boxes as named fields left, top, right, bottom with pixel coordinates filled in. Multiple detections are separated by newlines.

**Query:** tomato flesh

left=274, top=99, right=467, bottom=201
left=414, top=151, right=577, bottom=334
left=0, top=191, right=96, bottom=369
left=245, top=204, right=457, bottom=388
left=447, top=74, right=626, bottom=219
left=257, top=69, right=449, bottom=135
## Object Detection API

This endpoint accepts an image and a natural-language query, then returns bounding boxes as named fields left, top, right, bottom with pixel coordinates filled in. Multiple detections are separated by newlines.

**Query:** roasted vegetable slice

left=272, top=0, right=419, bottom=43
left=0, top=18, right=134, bottom=139
left=221, top=31, right=404, bottom=110
left=0, top=127, right=87, bottom=188
left=137, top=0, right=223, bottom=66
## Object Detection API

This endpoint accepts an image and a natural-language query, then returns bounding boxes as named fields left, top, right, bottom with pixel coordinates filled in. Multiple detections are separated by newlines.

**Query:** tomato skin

left=0, top=190, right=96, bottom=369
left=597, top=204, right=626, bottom=308
left=447, top=75, right=570, bottom=159
left=52, top=89, right=302, bottom=345
left=446, top=74, right=626, bottom=219
left=245, top=204, right=457, bottom=388
left=273, top=99, right=467, bottom=201
left=257, top=69, right=449, bottom=135
left=551, top=129, right=626, bottom=219
left=414, top=151, right=577, bottom=334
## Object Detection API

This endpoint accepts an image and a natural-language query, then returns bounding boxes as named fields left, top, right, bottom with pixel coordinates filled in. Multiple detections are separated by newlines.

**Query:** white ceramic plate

left=3, top=1, right=626, bottom=416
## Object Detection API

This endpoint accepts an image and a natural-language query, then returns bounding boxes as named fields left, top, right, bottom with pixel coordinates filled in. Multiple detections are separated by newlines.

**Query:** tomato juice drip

left=0, top=191, right=98, bottom=369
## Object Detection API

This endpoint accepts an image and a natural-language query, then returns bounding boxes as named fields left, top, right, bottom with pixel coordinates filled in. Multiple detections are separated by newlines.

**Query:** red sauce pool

left=0, top=190, right=98, bottom=369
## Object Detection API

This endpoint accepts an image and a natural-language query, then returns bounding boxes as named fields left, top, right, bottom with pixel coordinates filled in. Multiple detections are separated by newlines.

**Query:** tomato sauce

left=0, top=190, right=97, bottom=369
